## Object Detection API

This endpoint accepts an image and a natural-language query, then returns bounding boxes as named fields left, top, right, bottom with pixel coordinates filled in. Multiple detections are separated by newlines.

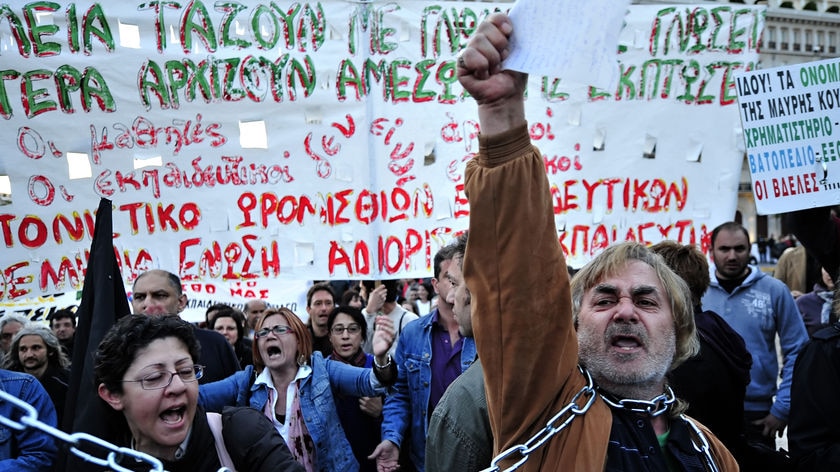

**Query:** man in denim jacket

left=370, top=243, right=478, bottom=472
left=0, top=369, right=57, bottom=471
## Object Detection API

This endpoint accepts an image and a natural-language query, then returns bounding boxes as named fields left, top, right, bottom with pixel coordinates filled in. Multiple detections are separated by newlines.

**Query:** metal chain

left=479, top=372, right=722, bottom=472
left=0, top=388, right=231, bottom=472
left=480, top=366, right=597, bottom=472
left=681, top=414, right=721, bottom=472
left=597, top=385, right=677, bottom=417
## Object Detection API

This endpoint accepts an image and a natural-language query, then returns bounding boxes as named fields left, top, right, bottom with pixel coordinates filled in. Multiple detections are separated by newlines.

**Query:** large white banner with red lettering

left=0, top=2, right=763, bottom=316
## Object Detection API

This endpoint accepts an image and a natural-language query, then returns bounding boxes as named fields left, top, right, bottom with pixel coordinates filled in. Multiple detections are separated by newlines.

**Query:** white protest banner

left=0, top=2, right=763, bottom=304
left=0, top=290, right=79, bottom=322
left=735, top=58, right=840, bottom=215
left=176, top=278, right=309, bottom=324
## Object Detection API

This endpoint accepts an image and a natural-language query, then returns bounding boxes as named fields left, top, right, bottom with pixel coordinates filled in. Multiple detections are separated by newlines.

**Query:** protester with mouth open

left=200, top=307, right=397, bottom=472
left=327, top=305, right=385, bottom=472
left=456, top=12, right=738, bottom=471
left=95, top=314, right=302, bottom=472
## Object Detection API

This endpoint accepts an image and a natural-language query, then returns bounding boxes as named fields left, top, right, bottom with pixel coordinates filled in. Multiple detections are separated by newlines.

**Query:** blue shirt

left=0, top=369, right=57, bottom=471
left=702, top=265, right=809, bottom=420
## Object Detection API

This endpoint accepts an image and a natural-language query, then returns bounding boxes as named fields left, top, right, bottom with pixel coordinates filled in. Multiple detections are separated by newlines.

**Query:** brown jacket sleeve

left=464, top=125, right=609, bottom=471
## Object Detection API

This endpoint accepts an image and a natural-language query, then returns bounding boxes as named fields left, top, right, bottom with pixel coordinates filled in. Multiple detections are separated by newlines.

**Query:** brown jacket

left=774, top=245, right=807, bottom=295
left=463, top=125, right=738, bottom=471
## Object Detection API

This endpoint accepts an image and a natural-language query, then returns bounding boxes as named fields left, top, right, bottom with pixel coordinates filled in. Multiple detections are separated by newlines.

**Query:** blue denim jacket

left=0, top=370, right=57, bottom=471
left=199, top=353, right=385, bottom=472
left=381, top=311, right=477, bottom=472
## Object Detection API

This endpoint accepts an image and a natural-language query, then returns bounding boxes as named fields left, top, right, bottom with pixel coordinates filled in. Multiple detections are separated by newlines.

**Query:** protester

left=795, top=268, right=837, bottom=336
left=327, top=306, right=383, bottom=472
left=361, top=280, right=419, bottom=357
left=425, top=232, right=492, bottom=472
left=369, top=245, right=476, bottom=472
left=0, top=314, right=27, bottom=355
left=341, top=289, right=365, bottom=309
left=211, top=306, right=254, bottom=369
left=784, top=206, right=840, bottom=280
left=650, top=241, right=762, bottom=467
left=4, top=325, right=71, bottom=428
left=305, top=283, right=338, bottom=357
left=456, top=13, right=736, bottom=470
left=94, top=314, right=301, bottom=471
left=702, top=222, right=808, bottom=453
left=132, top=269, right=240, bottom=383
left=244, top=299, right=269, bottom=338
left=48, top=309, right=76, bottom=359
left=789, top=277, right=840, bottom=470
left=200, top=307, right=397, bottom=472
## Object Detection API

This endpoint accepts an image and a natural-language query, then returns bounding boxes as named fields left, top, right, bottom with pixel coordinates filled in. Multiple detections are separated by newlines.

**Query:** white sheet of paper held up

left=504, top=0, right=630, bottom=90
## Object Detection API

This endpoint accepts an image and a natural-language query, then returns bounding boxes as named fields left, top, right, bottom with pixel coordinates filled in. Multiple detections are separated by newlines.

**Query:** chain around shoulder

left=681, top=414, right=721, bottom=472
left=480, top=365, right=597, bottom=472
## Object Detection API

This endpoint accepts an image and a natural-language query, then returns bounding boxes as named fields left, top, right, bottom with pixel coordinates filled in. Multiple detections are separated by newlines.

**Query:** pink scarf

left=265, top=382, right=318, bottom=471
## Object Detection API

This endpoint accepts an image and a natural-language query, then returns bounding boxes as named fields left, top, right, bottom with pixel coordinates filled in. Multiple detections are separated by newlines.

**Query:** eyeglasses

left=330, top=323, right=362, bottom=335
left=123, top=365, right=204, bottom=390
left=255, top=325, right=293, bottom=339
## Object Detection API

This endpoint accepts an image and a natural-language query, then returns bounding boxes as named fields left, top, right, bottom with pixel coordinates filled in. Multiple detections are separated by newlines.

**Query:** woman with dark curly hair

left=95, top=315, right=302, bottom=472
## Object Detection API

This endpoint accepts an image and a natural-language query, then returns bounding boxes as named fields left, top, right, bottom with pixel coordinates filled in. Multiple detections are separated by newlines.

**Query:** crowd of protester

left=5, top=10, right=840, bottom=471
left=3, top=219, right=840, bottom=472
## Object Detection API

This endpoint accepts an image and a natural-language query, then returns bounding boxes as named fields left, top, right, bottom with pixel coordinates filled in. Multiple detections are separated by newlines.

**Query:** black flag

left=61, top=198, right=131, bottom=471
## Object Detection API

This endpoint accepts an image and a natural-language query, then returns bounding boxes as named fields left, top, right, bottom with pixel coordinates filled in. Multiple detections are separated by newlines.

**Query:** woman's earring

left=298, top=354, right=307, bottom=366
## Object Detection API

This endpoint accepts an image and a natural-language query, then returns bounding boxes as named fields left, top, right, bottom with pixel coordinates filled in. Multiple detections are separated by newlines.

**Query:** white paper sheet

left=504, top=0, right=630, bottom=89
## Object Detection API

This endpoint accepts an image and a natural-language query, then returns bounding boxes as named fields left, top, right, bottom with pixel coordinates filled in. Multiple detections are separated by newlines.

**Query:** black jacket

left=194, top=328, right=240, bottom=384
left=789, top=322, right=840, bottom=471
left=116, top=406, right=303, bottom=472
left=668, top=309, right=752, bottom=461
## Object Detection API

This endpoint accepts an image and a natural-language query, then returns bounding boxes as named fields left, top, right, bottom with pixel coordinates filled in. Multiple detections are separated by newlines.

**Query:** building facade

left=641, top=1, right=840, bottom=240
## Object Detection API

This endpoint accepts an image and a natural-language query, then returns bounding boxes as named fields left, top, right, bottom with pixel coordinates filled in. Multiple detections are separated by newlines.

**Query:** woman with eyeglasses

left=199, top=307, right=397, bottom=472
left=94, top=315, right=302, bottom=471
left=327, top=306, right=384, bottom=472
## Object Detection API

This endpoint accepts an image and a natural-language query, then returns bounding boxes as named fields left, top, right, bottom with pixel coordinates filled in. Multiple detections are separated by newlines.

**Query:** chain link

left=478, top=370, right=721, bottom=472
left=0, top=388, right=231, bottom=472
left=480, top=366, right=596, bottom=472
left=682, top=414, right=721, bottom=472
left=597, top=385, right=676, bottom=417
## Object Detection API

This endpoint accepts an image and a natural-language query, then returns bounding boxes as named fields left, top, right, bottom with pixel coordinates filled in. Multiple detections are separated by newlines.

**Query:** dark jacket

left=38, top=365, right=69, bottom=430
left=116, top=406, right=303, bottom=472
left=785, top=206, right=840, bottom=278
left=789, top=323, right=840, bottom=470
left=668, top=308, right=752, bottom=458
left=194, top=328, right=240, bottom=384
left=795, top=284, right=836, bottom=337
